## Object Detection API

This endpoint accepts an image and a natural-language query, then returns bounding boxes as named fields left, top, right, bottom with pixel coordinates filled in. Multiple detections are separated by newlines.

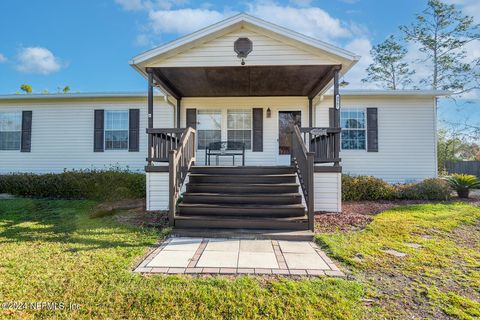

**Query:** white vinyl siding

left=314, top=172, right=341, bottom=212
left=0, top=98, right=173, bottom=174
left=150, top=28, right=342, bottom=67
left=181, top=96, right=310, bottom=166
left=316, top=96, right=437, bottom=183
left=0, top=112, right=22, bottom=150
left=146, top=172, right=169, bottom=211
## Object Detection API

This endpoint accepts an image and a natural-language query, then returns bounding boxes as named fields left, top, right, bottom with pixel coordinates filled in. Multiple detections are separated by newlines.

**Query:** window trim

left=340, top=107, right=367, bottom=151
left=0, top=112, right=22, bottom=151
left=227, top=109, right=253, bottom=150
left=104, top=110, right=129, bottom=151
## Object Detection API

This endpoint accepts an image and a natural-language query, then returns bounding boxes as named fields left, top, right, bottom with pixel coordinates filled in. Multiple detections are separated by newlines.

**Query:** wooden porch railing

left=291, top=125, right=315, bottom=231
left=146, top=128, right=185, bottom=163
left=300, top=127, right=341, bottom=166
left=168, top=127, right=196, bottom=226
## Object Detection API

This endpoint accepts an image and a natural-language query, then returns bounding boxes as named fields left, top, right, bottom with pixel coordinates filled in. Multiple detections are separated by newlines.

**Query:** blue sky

left=0, top=0, right=478, bottom=128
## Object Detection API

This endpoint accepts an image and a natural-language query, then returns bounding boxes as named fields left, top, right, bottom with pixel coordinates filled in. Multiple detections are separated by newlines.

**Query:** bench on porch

left=205, top=141, right=245, bottom=166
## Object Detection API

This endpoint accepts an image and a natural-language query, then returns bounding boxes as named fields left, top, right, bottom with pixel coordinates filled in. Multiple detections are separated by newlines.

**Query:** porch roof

left=146, top=64, right=340, bottom=99
left=131, top=13, right=359, bottom=99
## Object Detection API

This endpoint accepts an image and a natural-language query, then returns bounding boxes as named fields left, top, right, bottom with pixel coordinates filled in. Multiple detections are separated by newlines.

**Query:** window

left=227, top=110, right=252, bottom=149
left=197, top=110, right=221, bottom=149
left=0, top=112, right=21, bottom=150
left=104, top=111, right=129, bottom=150
left=341, top=108, right=366, bottom=150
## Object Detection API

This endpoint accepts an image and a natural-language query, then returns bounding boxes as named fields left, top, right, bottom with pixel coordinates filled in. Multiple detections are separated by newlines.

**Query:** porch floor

left=134, top=237, right=344, bottom=276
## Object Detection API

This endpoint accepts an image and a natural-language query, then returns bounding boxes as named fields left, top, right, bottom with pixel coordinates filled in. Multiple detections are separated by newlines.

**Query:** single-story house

left=0, top=14, right=448, bottom=238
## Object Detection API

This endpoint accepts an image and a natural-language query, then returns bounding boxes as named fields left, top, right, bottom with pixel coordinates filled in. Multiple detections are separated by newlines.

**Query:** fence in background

left=445, top=161, right=480, bottom=177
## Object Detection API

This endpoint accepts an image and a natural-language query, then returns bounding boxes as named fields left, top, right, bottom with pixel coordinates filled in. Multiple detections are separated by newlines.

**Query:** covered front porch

left=144, top=64, right=342, bottom=167
left=141, top=64, right=342, bottom=234
left=129, top=13, right=358, bottom=236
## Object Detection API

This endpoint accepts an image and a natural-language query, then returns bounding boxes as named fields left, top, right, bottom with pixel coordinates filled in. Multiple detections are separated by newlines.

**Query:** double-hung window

left=197, top=110, right=222, bottom=150
left=341, top=108, right=366, bottom=150
left=227, top=109, right=252, bottom=149
left=0, top=112, right=22, bottom=150
left=104, top=111, right=129, bottom=150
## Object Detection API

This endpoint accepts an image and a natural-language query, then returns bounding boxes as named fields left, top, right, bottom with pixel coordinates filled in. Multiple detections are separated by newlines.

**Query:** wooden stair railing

left=299, top=127, right=341, bottom=166
left=146, top=128, right=185, bottom=163
left=168, top=127, right=196, bottom=226
left=291, top=125, right=315, bottom=231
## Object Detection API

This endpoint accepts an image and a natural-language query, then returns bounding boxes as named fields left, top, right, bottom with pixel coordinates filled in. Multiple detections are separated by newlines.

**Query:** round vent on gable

left=234, top=37, right=253, bottom=65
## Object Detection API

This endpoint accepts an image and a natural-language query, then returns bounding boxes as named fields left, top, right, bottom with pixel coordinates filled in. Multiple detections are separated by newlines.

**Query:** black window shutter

left=94, top=110, right=104, bottom=152
left=367, top=108, right=378, bottom=152
left=252, top=108, right=263, bottom=152
left=129, top=109, right=140, bottom=152
left=21, top=111, right=32, bottom=152
left=186, top=108, right=197, bottom=129
left=329, top=108, right=335, bottom=127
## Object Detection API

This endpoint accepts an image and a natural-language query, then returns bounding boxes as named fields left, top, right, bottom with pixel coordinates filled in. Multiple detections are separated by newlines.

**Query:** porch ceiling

left=148, top=65, right=340, bottom=99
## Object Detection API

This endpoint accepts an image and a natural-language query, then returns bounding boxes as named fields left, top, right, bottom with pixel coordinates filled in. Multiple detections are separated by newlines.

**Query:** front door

left=277, top=111, right=301, bottom=165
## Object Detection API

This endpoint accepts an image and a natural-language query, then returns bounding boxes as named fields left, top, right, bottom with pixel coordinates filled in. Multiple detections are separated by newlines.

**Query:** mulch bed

left=315, top=197, right=480, bottom=233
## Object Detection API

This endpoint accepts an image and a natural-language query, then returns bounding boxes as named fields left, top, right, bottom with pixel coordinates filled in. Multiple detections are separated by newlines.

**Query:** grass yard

left=0, top=199, right=478, bottom=319
left=0, top=199, right=363, bottom=319
left=318, top=202, right=480, bottom=319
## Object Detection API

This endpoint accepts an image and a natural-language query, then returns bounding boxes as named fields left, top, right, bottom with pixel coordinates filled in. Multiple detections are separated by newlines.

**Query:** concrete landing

left=134, top=237, right=344, bottom=276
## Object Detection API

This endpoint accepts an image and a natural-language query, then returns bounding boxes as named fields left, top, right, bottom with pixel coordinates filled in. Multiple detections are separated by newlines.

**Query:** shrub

left=342, top=175, right=396, bottom=201
left=395, top=178, right=451, bottom=200
left=342, top=175, right=451, bottom=201
left=443, top=174, right=480, bottom=198
left=0, top=170, right=145, bottom=201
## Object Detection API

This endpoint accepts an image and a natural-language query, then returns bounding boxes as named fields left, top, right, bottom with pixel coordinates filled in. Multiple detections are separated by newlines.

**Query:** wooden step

left=182, top=193, right=302, bottom=205
left=188, top=173, right=296, bottom=184
left=175, top=215, right=309, bottom=230
left=186, top=183, right=299, bottom=194
left=171, top=228, right=314, bottom=241
left=190, top=166, right=294, bottom=175
left=178, top=203, right=306, bottom=217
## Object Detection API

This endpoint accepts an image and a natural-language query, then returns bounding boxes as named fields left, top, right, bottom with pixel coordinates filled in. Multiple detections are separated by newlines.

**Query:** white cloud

left=123, top=1, right=365, bottom=45
left=342, top=38, right=376, bottom=89
left=444, top=0, right=480, bottom=22
left=135, top=34, right=151, bottom=46
left=288, top=0, right=313, bottom=7
left=148, top=8, right=228, bottom=35
left=246, top=3, right=352, bottom=42
left=115, top=0, right=145, bottom=11
left=0, top=53, right=7, bottom=63
left=16, top=47, right=63, bottom=75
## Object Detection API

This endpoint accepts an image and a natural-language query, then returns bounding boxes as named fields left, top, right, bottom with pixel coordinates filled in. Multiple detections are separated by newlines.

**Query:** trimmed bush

left=0, top=170, right=145, bottom=201
left=342, top=175, right=451, bottom=201
left=395, top=178, right=451, bottom=200
left=342, top=175, right=396, bottom=201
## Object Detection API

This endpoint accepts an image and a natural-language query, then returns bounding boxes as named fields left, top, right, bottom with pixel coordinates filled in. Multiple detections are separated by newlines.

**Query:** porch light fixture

left=266, top=108, right=271, bottom=118
left=234, top=37, right=253, bottom=65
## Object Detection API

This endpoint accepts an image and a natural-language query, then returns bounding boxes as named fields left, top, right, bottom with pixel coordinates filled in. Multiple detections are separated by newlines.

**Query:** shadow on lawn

left=0, top=199, right=156, bottom=252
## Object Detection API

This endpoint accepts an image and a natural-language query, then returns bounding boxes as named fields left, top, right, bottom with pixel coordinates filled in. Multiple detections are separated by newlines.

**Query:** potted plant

left=444, top=174, right=480, bottom=198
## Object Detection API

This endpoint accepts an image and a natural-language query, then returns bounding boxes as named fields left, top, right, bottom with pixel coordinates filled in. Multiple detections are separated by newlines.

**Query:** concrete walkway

left=134, top=237, right=344, bottom=276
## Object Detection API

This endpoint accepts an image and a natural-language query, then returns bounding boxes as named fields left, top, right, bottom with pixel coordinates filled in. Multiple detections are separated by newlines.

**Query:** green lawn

left=317, top=202, right=480, bottom=319
left=0, top=199, right=363, bottom=319
left=0, top=199, right=478, bottom=319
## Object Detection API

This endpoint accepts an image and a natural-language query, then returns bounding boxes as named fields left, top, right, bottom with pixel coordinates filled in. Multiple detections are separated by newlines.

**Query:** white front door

left=277, top=111, right=302, bottom=165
